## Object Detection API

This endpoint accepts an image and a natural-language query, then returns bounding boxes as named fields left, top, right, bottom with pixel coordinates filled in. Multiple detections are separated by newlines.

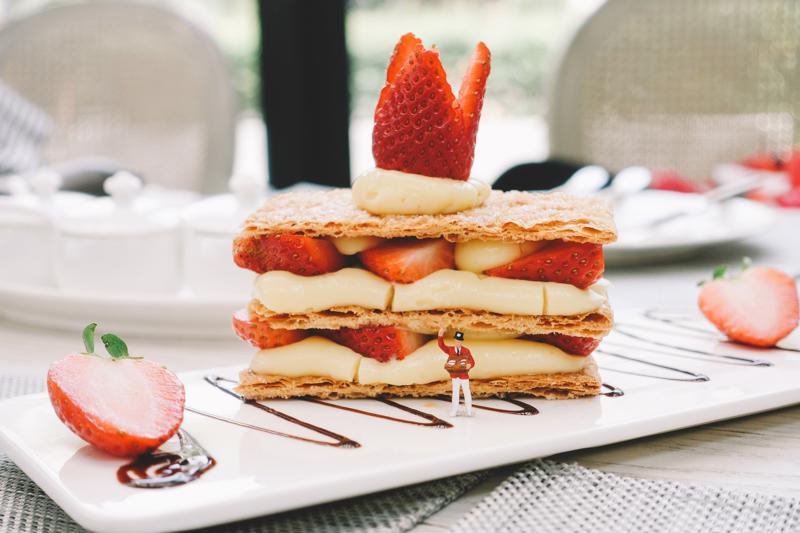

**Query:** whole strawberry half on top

left=47, top=324, right=185, bottom=458
left=698, top=261, right=799, bottom=347
left=373, top=33, right=491, bottom=181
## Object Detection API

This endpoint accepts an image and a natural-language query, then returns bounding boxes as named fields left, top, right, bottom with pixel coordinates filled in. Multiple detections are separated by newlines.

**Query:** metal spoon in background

left=551, top=165, right=610, bottom=195
left=605, top=166, right=652, bottom=203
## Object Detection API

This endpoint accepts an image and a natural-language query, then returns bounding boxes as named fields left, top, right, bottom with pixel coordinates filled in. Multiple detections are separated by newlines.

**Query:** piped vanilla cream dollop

left=454, top=240, right=545, bottom=273
left=352, top=168, right=490, bottom=215
left=331, top=236, right=384, bottom=255
left=250, top=337, right=589, bottom=386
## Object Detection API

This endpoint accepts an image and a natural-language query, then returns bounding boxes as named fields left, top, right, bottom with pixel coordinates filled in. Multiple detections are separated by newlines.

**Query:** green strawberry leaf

left=82, top=323, right=97, bottom=354
left=698, top=264, right=728, bottom=286
left=101, top=333, right=129, bottom=359
left=712, top=265, right=728, bottom=280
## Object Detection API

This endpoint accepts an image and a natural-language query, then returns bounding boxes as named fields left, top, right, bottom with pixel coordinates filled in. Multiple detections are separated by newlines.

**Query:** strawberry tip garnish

left=372, top=33, right=491, bottom=181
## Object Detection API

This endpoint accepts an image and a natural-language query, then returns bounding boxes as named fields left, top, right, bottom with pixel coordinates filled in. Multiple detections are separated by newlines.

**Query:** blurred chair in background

left=0, top=1, right=237, bottom=193
left=0, top=79, right=52, bottom=176
left=548, top=0, right=800, bottom=181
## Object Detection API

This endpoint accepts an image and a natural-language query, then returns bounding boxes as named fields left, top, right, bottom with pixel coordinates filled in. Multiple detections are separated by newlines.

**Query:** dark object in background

left=54, top=157, right=128, bottom=195
left=259, top=0, right=350, bottom=189
left=493, top=159, right=586, bottom=191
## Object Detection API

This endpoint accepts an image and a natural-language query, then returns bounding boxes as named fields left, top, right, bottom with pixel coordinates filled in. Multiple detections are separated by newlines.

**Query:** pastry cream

left=352, top=168, right=490, bottom=215
left=454, top=240, right=544, bottom=273
left=545, top=281, right=607, bottom=316
left=254, top=268, right=393, bottom=313
left=255, top=268, right=607, bottom=316
left=359, top=339, right=587, bottom=385
left=392, top=269, right=544, bottom=315
left=251, top=337, right=588, bottom=386
left=250, top=337, right=361, bottom=381
left=331, top=236, right=383, bottom=255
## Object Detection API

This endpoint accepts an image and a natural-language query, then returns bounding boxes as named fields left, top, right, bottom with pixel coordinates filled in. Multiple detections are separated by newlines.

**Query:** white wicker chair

left=548, top=0, right=800, bottom=180
left=0, top=1, right=237, bottom=193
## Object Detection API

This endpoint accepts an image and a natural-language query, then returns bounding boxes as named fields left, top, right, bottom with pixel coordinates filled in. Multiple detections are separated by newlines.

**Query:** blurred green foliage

left=347, top=0, right=585, bottom=118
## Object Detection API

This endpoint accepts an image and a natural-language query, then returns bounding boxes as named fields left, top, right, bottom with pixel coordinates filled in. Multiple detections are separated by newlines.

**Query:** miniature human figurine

left=437, top=327, right=475, bottom=417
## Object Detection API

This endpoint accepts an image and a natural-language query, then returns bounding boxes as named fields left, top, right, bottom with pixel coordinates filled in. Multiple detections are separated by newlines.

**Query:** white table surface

left=1, top=211, right=798, bottom=532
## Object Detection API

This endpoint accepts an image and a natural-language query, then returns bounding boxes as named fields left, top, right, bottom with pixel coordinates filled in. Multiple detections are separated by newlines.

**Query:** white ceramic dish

left=1, top=308, right=799, bottom=533
left=0, top=282, right=243, bottom=338
left=604, top=191, right=776, bottom=266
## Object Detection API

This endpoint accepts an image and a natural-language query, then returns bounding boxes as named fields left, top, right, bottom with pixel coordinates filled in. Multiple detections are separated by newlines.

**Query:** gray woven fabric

left=453, top=459, right=800, bottom=533
left=0, top=375, right=487, bottom=533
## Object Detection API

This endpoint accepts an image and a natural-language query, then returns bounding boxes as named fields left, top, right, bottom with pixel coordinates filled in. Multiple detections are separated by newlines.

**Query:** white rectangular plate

left=1, top=308, right=799, bottom=533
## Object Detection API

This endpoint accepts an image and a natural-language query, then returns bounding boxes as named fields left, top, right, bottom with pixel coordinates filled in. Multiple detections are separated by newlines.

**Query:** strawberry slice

left=458, top=42, right=491, bottom=156
left=650, top=170, right=708, bottom=193
left=47, top=325, right=184, bottom=457
left=740, top=152, right=784, bottom=172
left=777, top=187, right=800, bottom=208
left=232, top=309, right=308, bottom=349
left=377, top=32, right=424, bottom=110
left=529, top=333, right=600, bottom=356
left=786, top=150, right=800, bottom=188
left=698, top=263, right=799, bottom=347
left=373, top=34, right=491, bottom=181
left=323, top=326, right=426, bottom=362
left=485, top=241, right=604, bottom=289
left=359, top=238, right=455, bottom=283
left=233, top=233, right=344, bottom=275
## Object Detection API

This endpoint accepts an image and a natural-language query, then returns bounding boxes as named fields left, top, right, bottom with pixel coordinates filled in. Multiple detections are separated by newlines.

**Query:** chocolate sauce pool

left=117, top=429, right=215, bottom=488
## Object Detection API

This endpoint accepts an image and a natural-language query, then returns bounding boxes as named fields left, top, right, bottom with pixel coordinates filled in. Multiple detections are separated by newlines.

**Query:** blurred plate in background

left=605, top=190, right=776, bottom=266
left=0, top=283, right=241, bottom=339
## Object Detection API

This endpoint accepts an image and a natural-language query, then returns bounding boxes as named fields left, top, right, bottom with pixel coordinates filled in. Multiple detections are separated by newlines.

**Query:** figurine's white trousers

left=450, top=378, right=473, bottom=416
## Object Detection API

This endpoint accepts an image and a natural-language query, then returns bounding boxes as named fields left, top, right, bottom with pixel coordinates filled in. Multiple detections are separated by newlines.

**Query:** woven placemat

left=0, top=375, right=487, bottom=533
left=453, top=459, right=800, bottom=533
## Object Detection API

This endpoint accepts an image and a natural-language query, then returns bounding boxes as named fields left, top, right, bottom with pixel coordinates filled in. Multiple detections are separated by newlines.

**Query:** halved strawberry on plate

left=698, top=261, right=799, bottom=347
left=359, top=238, right=455, bottom=283
left=323, top=325, right=426, bottom=362
left=373, top=33, right=491, bottom=181
left=485, top=240, right=604, bottom=289
left=232, top=309, right=308, bottom=349
left=234, top=233, right=344, bottom=275
left=47, top=324, right=185, bottom=457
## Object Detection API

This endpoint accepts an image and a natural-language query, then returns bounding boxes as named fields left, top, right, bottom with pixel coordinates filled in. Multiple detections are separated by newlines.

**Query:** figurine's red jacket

left=437, top=334, right=475, bottom=379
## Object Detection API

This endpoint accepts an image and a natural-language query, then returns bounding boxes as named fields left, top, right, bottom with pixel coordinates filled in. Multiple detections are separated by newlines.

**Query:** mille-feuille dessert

left=231, top=33, right=616, bottom=400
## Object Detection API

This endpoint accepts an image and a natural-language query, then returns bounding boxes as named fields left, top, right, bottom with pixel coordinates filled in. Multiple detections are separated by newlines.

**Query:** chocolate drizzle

left=597, top=348, right=710, bottom=382
left=117, top=429, right=215, bottom=488
left=614, top=324, right=773, bottom=367
left=601, top=383, right=624, bottom=397
left=306, top=397, right=453, bottom=428
left=196, top=376, right=360, bottom=448
left=644, top=308, right=800, bottom=354
left=435, top=396, right=540, bottom=415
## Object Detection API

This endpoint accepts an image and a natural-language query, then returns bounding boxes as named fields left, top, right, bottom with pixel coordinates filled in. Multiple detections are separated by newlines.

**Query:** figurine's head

left=454, top=330, right=464, bottom=348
